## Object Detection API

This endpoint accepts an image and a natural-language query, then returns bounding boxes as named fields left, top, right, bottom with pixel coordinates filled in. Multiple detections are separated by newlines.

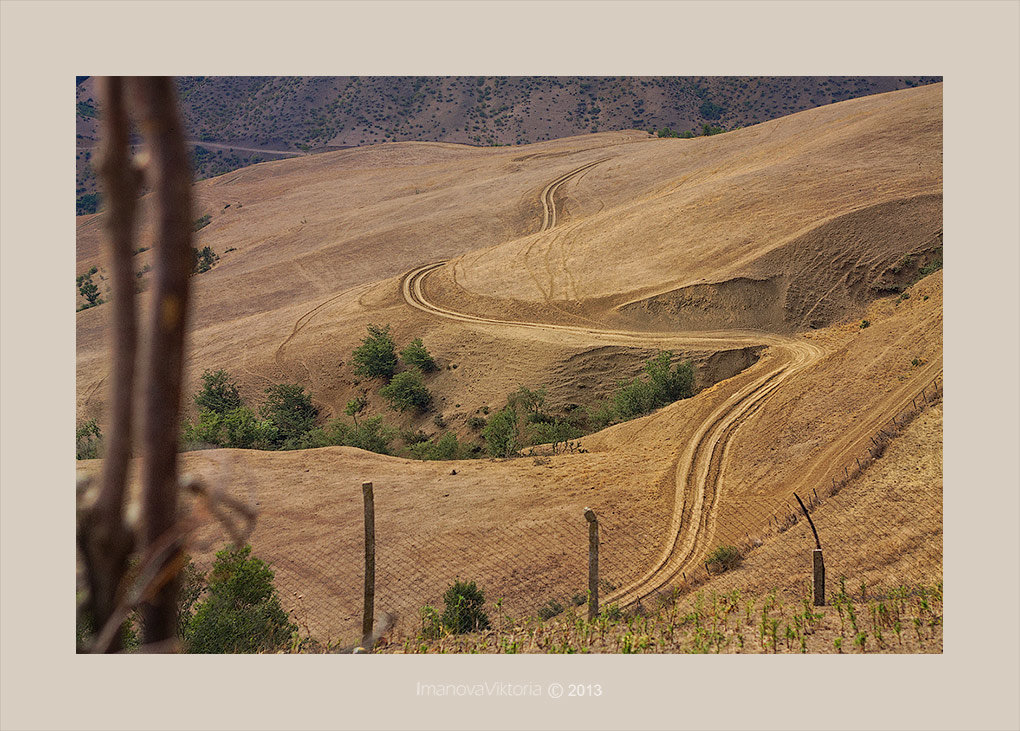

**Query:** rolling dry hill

left=76, top=82, right=942, bottom=643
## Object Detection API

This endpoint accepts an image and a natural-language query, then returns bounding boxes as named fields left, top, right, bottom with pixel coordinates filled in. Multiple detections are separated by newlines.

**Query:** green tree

left=400, top=338, right=437, bottom=372
left=352, top=323, right=398, bottom=380
left=379, top=368, right=431, bottom=412
left=194, top=369, right=242, bottom=416
left=182, top=545, right=296, bottom=653
left=507, top=385, right=547, bottom=422
left=77, top=272, right=102, bottom=308
left=261, top=383, right=318, bottom=447
left=345, top=393, right=368, bottom=427
left=482, top=405, right=519, bottom=457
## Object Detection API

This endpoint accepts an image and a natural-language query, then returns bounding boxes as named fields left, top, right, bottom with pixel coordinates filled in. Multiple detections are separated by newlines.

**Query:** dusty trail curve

left=397, top=162, right=938, bottom=607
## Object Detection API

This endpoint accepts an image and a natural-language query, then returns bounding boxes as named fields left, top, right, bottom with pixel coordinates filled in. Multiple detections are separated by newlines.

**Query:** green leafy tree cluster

left=181, top=545, right=296, bottom=653
left=261, top=383, right=319, bottom=448
left=184, top=370, right=277, bottom=449
left=294, top=415, right=397, bottom=455
left=595, top=352, right=696, bottom=425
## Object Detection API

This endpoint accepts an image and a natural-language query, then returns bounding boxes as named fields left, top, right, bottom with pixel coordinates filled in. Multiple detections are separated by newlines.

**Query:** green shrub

left=707, top=545, right=742, bottom=572
left=76, top=419, right=102, bottom=460
left=182, top=544, right=296, bottom=653
left=860, top=320, right=871, bottom=329
left=352, top=324, right=399, bottom=380
left=482, top=405, right=519, bottom=457
left=400, top=338, right=437, bottom=372
left=467, top=415, right=487, bottom=430
left=538, top=599, right=564, bottom=620
left=76, top=192, right=102, bottom=216
left=528, top=419, right=583, bottom=451
left=379, top=368, right=431, bottom=412
left=408, top=431, right=463, bottom=461
left=77, top=271, right=103, bottom=309
left=441, top=580, right=490, bottom=634
left=220, top=407, right=278, bottom=449
left=192, top=214, right=212, bottom=232
left=325, top=415, right=396, bottom=455
left=192, top=245, right=219, bottom=274
left=193, top=369, right=242, bottom=416
left=260, top=384, right=318, bottom=447
left=611, top=352, right=695, bottom=421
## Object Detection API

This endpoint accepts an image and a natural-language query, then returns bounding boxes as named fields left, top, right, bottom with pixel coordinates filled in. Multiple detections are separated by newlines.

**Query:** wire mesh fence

left=251, top=376, right=941, bottom=648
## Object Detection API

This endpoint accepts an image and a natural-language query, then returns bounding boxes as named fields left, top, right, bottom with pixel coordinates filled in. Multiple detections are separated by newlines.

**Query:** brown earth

left=76, top=83, right=942, bottom=644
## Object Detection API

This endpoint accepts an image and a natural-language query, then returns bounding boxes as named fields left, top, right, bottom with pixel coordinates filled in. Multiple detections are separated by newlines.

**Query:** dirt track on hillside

left=78, top=84, right=943, bottom=641
left=398, top=161, right=935, bottom=607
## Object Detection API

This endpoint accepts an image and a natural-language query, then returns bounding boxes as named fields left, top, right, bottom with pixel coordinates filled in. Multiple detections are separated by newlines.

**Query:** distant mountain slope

left=75, top=75, right=940, bottom=209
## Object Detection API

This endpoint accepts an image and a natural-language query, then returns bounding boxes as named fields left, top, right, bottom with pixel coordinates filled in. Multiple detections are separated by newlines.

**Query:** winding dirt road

left=397, top=163, right=942, bottom=607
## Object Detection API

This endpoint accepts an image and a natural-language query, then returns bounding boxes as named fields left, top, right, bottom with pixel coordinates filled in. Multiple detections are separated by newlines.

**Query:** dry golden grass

left=76, top=83, right=942, bottom=647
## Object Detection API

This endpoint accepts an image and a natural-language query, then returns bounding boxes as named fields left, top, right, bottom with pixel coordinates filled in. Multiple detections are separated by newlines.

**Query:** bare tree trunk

left=78, top=76, right=142, bottom=652
left=128, top=77, right=194, bottom=646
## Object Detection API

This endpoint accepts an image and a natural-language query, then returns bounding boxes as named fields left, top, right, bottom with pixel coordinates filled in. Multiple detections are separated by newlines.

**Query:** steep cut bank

left=615, top=193, right=943, bottom=332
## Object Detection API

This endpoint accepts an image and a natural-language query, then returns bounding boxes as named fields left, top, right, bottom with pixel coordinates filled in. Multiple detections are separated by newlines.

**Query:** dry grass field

left=76, top=82, right=943, bottom=648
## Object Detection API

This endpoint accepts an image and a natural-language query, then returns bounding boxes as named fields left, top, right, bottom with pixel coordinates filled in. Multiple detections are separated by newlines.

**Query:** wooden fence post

left=584, top=507, right=599, bottom=620
left=362, top=481, right=376, bottom=649
left=793, top=493, right=825, bottom=606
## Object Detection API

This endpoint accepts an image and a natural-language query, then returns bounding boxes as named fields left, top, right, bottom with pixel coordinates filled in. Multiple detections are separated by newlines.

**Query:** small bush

left=76, top=419, right=102, bottom=460
left=408, top=431, right=463, bottom=461
left=182, top=544, right=297, bottom=653
left=352, top=324, right=398, bottom=380
left=538, top=599, right=564, bottom=620
left=860, top=320, right=871, bottom=329
left=400, top=338, right=437, bottom=372
left=76, top=192, right=102, bottom=216
left=77, top=271, right=103, bottom=309
left=192, top=246, right=219, bottom=274
left=467, top=415, right=487, bottom=430
left=380, top=368, right=431, bottom=412
left=707, top=545, right=742, bottom=573
left=192, top=214, right=212, bottom=232
left=441, top=580, right=490, bottom=634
